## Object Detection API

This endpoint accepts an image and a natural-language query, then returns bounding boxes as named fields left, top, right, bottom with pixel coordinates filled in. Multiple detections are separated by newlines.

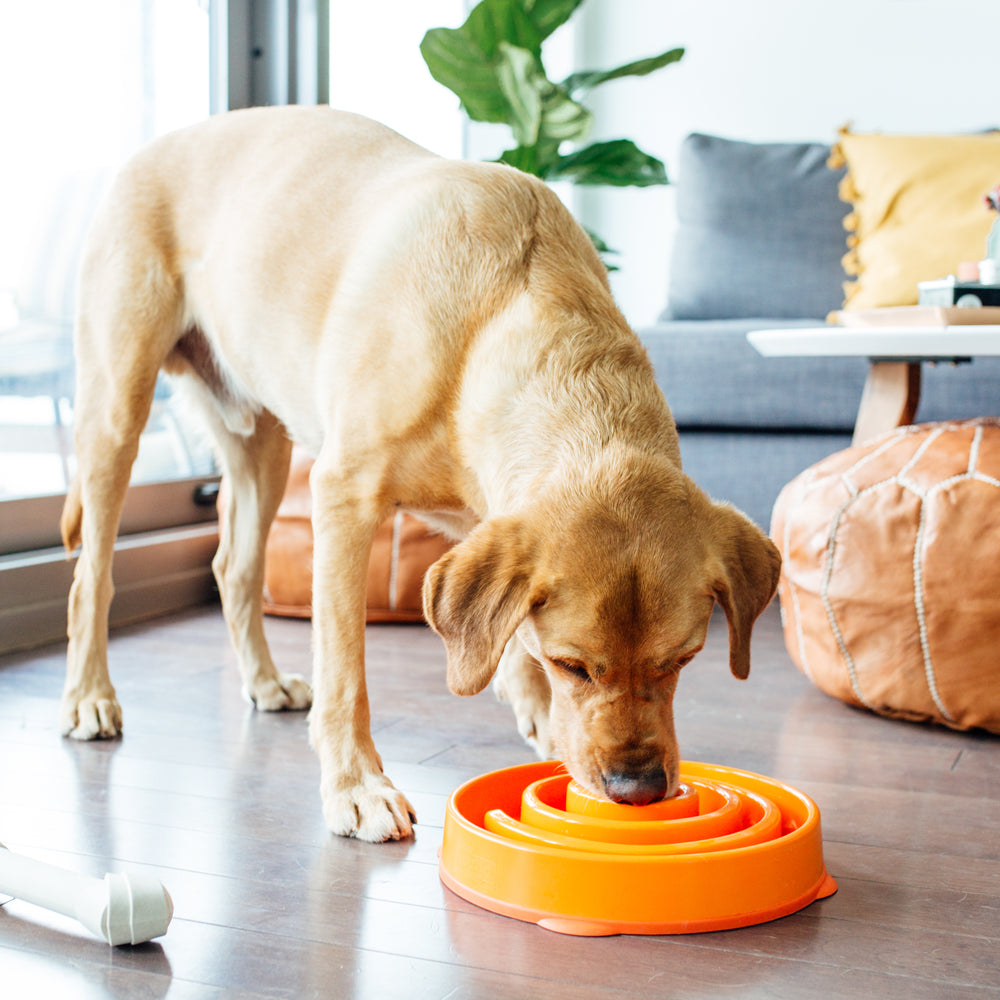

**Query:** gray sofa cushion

left=665, top=134, right=848, bottom=321
left=640, top=318, right=868, bottom=431
left=676, top=429, right=854, bottom=529
left=918, top=357, right=1000, bottom=422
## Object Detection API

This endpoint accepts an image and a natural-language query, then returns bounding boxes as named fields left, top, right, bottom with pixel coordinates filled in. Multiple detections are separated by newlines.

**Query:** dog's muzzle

left=602, top=764, right=669, bottom=806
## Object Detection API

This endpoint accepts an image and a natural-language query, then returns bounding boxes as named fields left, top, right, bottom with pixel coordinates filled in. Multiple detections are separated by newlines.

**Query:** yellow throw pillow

left=830, top=128, right=1000, bottom=310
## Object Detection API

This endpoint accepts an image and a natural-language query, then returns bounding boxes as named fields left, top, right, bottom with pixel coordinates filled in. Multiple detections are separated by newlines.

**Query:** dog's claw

left=322, top=774, right=417, bottom=843
left=246, top=673, right=313, bottom=712
left=61, top=696, right=123, bottom=741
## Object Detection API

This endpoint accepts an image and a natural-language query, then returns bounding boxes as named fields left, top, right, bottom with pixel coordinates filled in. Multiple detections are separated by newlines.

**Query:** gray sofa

left=637, top=133, right=1000, bottom=530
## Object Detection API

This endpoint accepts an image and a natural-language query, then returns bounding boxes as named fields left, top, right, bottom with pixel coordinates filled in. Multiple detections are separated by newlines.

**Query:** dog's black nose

left=603, top=765, right=668, bottom=806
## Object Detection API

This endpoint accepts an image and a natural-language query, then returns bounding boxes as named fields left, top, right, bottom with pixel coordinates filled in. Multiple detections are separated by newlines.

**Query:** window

left=0, top=0, right=216, bottom=504
left=0, top=0, right=219, bottom=652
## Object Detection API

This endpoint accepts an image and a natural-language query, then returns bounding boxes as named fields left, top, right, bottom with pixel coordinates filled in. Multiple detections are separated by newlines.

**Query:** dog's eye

left=552, top=658, right=591, bottom=683
left=675, top=652, right=696, bottom=668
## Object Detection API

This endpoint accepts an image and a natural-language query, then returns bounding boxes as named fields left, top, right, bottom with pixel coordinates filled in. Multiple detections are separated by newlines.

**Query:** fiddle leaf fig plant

left=420, top=0, right=684, bottom=262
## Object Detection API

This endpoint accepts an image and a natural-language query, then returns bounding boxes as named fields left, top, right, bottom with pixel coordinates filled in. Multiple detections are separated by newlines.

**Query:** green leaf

left=497, top=139, right=561, bottom=177
left=549, top=139, right=668, bottom=187
left=524, top=0, right=587, bottom=39
left=538, top=78, right=592, bottom=143
left=497, top=145, right=540, bottom=174
left=563, top=47, right=685, bottom=95
left=583, top=226, right=618, bottom=256
left=464, top=0, right=545, bottom=59
left=495, top=41, right=592, bottom=148
left=582, top=227, right=620, bottom=271
left=420, top=27, right=510, bottom=123
left=420, top=0, right=549, bottom=124
left=496, top=43, right=544, bottom=146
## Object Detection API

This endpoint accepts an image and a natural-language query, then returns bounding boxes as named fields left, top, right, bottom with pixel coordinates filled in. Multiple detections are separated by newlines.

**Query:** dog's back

left=76, top=106, right=612, bottom=459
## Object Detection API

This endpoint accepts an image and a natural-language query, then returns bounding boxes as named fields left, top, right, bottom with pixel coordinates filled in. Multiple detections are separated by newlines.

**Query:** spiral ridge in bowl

left=439, top=760, right=837, bottom=936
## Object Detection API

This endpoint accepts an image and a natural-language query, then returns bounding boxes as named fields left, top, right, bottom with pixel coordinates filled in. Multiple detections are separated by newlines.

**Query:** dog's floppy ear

left=706, top=502, right=782, bottom=680
left=423, top=516, right=540, bottom=696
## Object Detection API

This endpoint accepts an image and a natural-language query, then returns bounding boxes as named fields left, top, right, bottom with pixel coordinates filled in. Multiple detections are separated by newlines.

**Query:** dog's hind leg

left=61, top=305, right=171, bottom=740
left=200, top=397, right=311, bottom=712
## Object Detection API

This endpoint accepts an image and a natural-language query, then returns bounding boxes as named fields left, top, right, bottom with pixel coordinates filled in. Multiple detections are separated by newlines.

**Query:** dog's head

left=423, top=460, right=781, bottom=805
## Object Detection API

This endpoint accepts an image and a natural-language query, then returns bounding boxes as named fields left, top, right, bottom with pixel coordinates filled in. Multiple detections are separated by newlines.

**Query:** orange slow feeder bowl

left=439, top=760, right=837, bottom=936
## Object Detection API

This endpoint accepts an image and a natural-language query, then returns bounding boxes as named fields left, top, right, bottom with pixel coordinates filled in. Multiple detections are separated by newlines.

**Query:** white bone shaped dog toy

left=0, top=842, right=172, bottom=945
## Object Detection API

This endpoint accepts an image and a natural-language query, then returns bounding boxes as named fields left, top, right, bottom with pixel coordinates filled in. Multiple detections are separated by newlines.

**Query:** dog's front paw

left=322, top=773, right=417, bottom=843
left=493, top=674, right=552, bottom=759
left=245, top=672, right=313, bottom=712
left=493, top=641, right=553, bottom=759
left=513, top=701, right=553, bottom=759
left=61, top=693, right=123, bottom=740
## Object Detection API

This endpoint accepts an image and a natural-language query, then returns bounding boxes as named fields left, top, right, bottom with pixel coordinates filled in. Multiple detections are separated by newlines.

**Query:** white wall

left=574, top=0, right=1000, bottom=325
left=329, top=0, right=466, bottom=157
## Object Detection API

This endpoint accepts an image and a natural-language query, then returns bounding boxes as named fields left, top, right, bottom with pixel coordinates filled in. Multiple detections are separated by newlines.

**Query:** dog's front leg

left=493, top=636, right=553, bottom=759
left=307, top=461, right=416, bottom=842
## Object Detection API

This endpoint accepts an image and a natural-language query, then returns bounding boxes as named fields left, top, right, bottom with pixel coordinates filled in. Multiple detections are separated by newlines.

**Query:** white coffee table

left=747, top=325, right=1000, bottom=445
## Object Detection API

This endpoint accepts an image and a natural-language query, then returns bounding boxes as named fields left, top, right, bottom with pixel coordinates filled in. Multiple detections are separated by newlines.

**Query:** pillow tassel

left=827, top=125, right=852, bottom=170
left=837, top=174, right=859, bottom=205
left=841, top=247, right=861, bottom=278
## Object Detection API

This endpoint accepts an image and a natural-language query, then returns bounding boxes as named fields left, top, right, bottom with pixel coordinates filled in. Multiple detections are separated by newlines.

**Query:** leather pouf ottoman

left=771, top=418, right=1000, bottom=733
left=220, top=448, right=454, bottom=623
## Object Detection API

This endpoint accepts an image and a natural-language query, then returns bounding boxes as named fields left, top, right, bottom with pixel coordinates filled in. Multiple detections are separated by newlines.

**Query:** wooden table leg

left=852, top=361, right=922, bottom=446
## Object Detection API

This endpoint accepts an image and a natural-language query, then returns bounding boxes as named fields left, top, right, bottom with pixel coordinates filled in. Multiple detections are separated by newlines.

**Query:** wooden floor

left=0, top=600, right=997, bottom=999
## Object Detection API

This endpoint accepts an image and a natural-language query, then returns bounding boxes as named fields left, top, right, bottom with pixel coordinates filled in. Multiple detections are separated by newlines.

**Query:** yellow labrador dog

left=61, top=106, right=780, bottom=842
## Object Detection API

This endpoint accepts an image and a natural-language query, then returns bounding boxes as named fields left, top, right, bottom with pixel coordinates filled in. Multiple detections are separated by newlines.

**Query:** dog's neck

left=455, top=292, right=681, bottom=517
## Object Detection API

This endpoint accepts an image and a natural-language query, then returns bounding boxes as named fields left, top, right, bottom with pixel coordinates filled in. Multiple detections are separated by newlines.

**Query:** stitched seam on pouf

left=820, top=492, right=877, bottom=711
left=842, top=431, right=909, bottom=491
left=969, top=424, right=983, bottom=474
left=968, top=424, right=1000, bottom=486
left=899, top=424, right=945, bottom=480
left=911, top=489, right=955, bottom=724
